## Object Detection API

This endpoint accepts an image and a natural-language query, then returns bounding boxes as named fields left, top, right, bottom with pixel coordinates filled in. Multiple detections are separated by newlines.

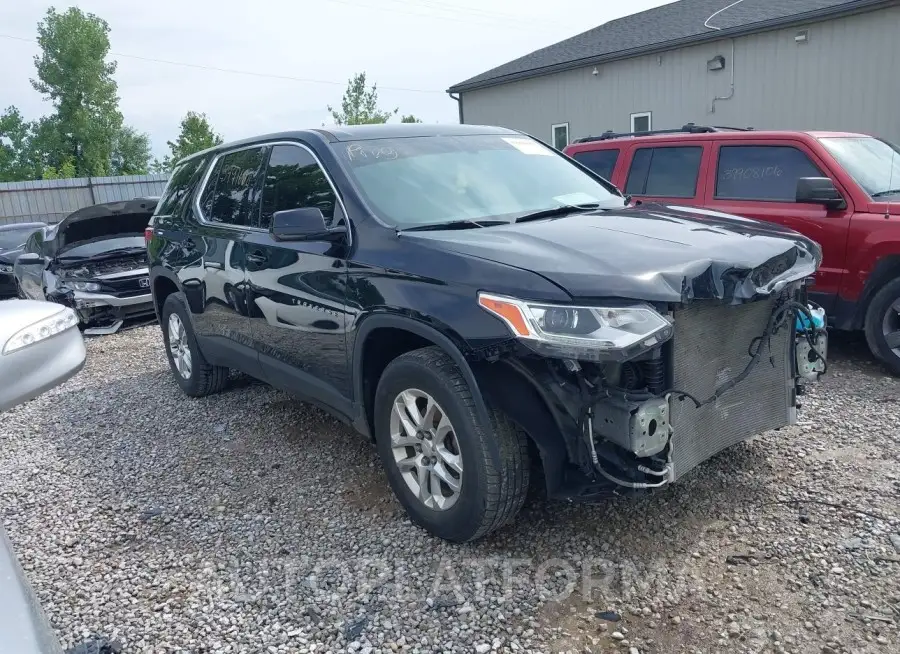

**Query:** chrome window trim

left=193, top=140, right=351, bottom=248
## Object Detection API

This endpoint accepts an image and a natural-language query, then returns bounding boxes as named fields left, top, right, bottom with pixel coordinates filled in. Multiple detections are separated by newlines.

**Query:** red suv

left=565, top=125, right=900, bottom=375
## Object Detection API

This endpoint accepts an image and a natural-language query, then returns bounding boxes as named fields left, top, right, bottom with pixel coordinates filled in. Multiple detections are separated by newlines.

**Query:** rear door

left=703, top=140, right=853, bottom=302
left=184, top=145, right=268, bottom=373
left=243, top=142, right=353, bottom=418
left=621, top=143, right=709, bottom=206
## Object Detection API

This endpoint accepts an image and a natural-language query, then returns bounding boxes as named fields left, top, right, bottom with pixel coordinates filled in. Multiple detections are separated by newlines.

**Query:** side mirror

left=0, top=300, right=86, bottom=413
left=15, top=253, right=44, bottom=266
left=271, top=208, right=347, bottom=242
left=796, top=177, right=846, bottom=210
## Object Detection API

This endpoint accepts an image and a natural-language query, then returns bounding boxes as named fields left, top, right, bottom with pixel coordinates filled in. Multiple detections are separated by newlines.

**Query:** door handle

left=246, top=252, right=267, bottom=266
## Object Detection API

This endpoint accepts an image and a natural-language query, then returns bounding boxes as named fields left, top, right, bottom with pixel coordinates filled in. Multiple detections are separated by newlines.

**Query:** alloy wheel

left=389, top=389, right=463, bottom=511
left=167, top=313, right=193, bottom=379
left=883, top=296, right=900, bottom=356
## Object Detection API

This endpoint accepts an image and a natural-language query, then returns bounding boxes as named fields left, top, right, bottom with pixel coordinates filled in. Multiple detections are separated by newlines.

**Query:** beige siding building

left=449, top=0, right=900, bottom=148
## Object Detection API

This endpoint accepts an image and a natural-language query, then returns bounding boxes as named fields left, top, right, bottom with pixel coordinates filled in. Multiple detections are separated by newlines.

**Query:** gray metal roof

left=448, top=0, right=895, bottom=93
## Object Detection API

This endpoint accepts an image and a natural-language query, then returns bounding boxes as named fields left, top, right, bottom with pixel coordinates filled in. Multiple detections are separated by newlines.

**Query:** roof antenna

left=704, top=0, right=745, bottom=113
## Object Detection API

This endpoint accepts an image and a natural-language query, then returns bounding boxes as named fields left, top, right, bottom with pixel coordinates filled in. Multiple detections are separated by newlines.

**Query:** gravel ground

left=1, top=325, right=899, bottom=654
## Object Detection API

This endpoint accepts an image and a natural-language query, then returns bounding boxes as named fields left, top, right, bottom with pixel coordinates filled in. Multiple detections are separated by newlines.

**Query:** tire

left=373, top=346, right=530, bottom=542
left=161, top=292, right=229, bottom=397
left=864, top=277, right=900, bottom=376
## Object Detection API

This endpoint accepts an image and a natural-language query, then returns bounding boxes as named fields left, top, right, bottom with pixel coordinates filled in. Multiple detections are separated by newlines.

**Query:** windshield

left=58, top=236, right=145, bottom=259
left=819, top=136, right=900, bottom=198
left=336, top=134, right=624, bottom=228
left=0, top=229, right=36, bottom=250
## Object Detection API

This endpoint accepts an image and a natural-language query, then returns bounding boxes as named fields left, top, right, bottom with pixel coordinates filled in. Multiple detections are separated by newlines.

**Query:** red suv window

left=571, top=149, right=619, bottom=180
left=624, top=146, right=703, bottom=198
left=715, top=145, right=824, bottom=202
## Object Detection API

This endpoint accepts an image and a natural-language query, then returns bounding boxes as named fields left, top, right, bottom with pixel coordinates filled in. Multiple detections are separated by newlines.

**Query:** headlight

left=62, top=281, right=102, bottom=292
left=0, top=264, right=13, bottom=273
left=478, top=292, right=673, bottom=361
left=2, top=306, right=80, bottom=354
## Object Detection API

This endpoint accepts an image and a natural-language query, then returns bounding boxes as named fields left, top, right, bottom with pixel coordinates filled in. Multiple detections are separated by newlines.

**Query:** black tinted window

left=572, top=149, right=619, bottom=180
left=156, top=156, right=207, bottom=217
left=259, top=145, right=338, bottom=229
left=625, top=147, right=702, bottom=197
left=716, top=146, right=822, bottom=201
left=201, top=147, right=266, bottom=227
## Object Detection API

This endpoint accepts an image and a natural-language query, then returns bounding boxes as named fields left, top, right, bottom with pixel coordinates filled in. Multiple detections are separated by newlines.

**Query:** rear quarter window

left=716, top=145, right=823, bottom=201
left=156, top=156, right=209, bottom=217
left=571, top=149, right=620, bottom=180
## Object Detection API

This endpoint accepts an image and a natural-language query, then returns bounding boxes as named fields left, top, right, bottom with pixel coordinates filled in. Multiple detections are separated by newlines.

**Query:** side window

left=716, top=146, right=823, bottom=201
left=199, top=147, right=267, bottom=227
left=572, top=149, right=620, bottom=180
left=24, top=231, right=39, bottom=254
left=156, top=156, right=207, bottom=217
left=259, top=144, right=338, bottom=230
left=625, top=147, right=702, bottom=198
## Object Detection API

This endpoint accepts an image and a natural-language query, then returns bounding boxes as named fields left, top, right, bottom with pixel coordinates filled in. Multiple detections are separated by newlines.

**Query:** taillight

left=144, top=227, right=154, bottom=246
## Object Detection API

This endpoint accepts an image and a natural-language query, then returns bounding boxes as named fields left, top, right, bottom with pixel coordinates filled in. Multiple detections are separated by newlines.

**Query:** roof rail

left=572, top=122, right=755, bottom=144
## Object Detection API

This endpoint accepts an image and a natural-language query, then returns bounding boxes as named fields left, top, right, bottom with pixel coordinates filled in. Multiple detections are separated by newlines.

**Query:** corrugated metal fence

left=0, top=174, right=170, bottom=227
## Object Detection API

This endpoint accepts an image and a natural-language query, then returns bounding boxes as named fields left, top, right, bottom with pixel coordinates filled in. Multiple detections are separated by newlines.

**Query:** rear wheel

left=373, top=346, right=530, bottom=542
left=161, top=292, right=229, bottom=396
left=864, top=277, right=900, bottom=376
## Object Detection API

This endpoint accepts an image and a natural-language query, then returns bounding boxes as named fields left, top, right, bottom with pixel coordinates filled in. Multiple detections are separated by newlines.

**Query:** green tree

left=42, top=156, right=76, bottom=180
left=31, top=7, right=123, bottom=177
left=110, top=125, right=152, bottom=175
left=0, top=107, right=40, bottom=182
left=400, top=114, right=422, bottom=123
left=158, top=111, right=223, bottom=170
left=328, top=72, right=398, bottom=125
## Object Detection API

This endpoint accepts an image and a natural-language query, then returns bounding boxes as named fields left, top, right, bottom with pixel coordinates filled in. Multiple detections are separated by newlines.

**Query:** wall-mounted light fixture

left=795, top=29, right=809, bottom=43
left=707, top=55, right=726, bottom=71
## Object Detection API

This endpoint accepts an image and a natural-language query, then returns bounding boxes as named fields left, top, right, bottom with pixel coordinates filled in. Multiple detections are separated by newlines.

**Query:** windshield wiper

left=514, top=204, right=603, bottom=224
left=872, top=189, right=900, bottom=198
left=400, top=219, right=508, bottom=232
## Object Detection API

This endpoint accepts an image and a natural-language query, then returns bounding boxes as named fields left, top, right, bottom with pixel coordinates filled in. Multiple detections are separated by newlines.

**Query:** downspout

left=705, top=0, right=744, bottom=113
left=449, top=92, right=464, bottom=124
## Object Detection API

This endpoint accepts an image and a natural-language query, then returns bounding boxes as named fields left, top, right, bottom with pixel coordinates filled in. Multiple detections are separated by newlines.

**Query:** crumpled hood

left=48, top=198, right=158, bottom=255
left=404, top=203, right=822, bottom=304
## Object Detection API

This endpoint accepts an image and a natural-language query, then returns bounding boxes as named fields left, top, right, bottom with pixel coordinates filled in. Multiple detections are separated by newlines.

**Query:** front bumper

left=70, top=290, right=153, bottom=308
left=49, top=290, right=156, bottom=332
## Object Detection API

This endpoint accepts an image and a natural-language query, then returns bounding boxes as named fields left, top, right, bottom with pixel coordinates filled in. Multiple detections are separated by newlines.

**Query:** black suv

left=147, top=124, right=827, bottom=542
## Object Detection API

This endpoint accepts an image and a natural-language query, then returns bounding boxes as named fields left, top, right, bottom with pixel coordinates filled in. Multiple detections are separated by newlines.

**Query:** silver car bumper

left=71, top=291, right=153, bottom=308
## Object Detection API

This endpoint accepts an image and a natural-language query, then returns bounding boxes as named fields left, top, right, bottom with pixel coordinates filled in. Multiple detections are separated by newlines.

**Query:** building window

left=551, top=123, right=569, bottom=150
left=624, top=146, right=703, bottom=198
left=631, top=112, right=652, bottom=133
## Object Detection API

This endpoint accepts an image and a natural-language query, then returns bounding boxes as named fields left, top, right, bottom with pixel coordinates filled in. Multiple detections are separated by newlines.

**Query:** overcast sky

left=1, top=0, right=670, bottom=158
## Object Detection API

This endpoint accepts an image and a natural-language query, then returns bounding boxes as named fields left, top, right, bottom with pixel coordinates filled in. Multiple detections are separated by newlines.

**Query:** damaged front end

left=479, top=256, right=827, bottom=499
left=41, top=198, right=158, bottom=335
left=46, top=257, right=155, bottom=335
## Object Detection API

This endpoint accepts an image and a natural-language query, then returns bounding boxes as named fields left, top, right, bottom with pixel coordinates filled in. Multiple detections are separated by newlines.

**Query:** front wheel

left=374, top=346, right=530, bottom=542
left=864, top=277, right=900, bottom=376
